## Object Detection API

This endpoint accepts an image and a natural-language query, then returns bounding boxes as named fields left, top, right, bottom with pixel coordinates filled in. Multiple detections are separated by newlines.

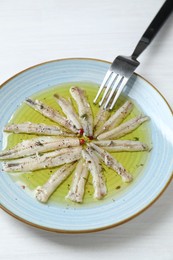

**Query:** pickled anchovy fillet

left=70, top=87, right=93, bottom=137
left=82, top=148, right=107, bottom=199
left=25, top=99, right=78, bottom=133
left=66, top=159, right=88, bottom=203
left=89, top=143, right=133, bottom=182
left=35, top=162, right=76, bottom=203
left=97, top=115, right=149, bottom=140
left=4, top=122, right=75, bottom=136
left=3, top=147, right=82, bottom=172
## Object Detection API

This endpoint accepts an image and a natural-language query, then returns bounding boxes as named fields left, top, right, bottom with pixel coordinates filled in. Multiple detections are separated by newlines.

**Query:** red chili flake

left=88, top=136, right=93, bottom=140
left=21, top=185, right=25, bottom=189
left=79, top=128, right=84, bottom=135
left=79, top=139, right=85, bottom=145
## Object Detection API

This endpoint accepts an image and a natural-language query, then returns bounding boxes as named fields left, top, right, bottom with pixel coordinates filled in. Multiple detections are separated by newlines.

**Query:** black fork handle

left=131, top=0, right=173, bottom=59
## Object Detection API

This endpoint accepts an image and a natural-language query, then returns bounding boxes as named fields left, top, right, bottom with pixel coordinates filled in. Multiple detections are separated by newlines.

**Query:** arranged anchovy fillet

left=35, top=162, right=76, bottom=203
left=93, top=140, right=149, bottom=152
left=82, top=148, right=107, bottom=199
left=101, top=101, right=133, bottom=134
left=97, top=115, right=149, bottom=140
left=4, top=122, right=75, bottom=136
left=3, top=146, right=82, bottom=172
left=0, top=137, right=80, bottom=160
left=93, top=104, right=110, bottom=137
left=89, top=143, right=132, bottom=182
left=54, top=94, right=82, bottom=130
left=25, top=99, right=78, bottom=133
left=66, top=159, right=88, bottom=203
left=70, top=87, right=93, bottom=137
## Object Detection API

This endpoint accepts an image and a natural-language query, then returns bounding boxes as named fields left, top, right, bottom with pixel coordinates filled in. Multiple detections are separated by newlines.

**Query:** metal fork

left=94, top=0, right=173, bottom=110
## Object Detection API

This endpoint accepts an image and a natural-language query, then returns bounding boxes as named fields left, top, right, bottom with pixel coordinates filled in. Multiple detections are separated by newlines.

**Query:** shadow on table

left=21, top=181, right=173, bottom=250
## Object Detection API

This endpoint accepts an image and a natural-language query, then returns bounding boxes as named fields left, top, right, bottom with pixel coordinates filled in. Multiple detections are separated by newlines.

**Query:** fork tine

left=109, top=78, right=128, bottom=110
left=93, top=70, right=112, bottom=104
left=103, top=75, right=123, bottom=109
left=99, top=73, right=117, bottom=107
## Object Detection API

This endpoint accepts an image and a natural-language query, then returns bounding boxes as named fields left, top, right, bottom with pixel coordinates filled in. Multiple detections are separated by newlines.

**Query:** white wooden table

left=0, top=1, right=173, bottom=259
